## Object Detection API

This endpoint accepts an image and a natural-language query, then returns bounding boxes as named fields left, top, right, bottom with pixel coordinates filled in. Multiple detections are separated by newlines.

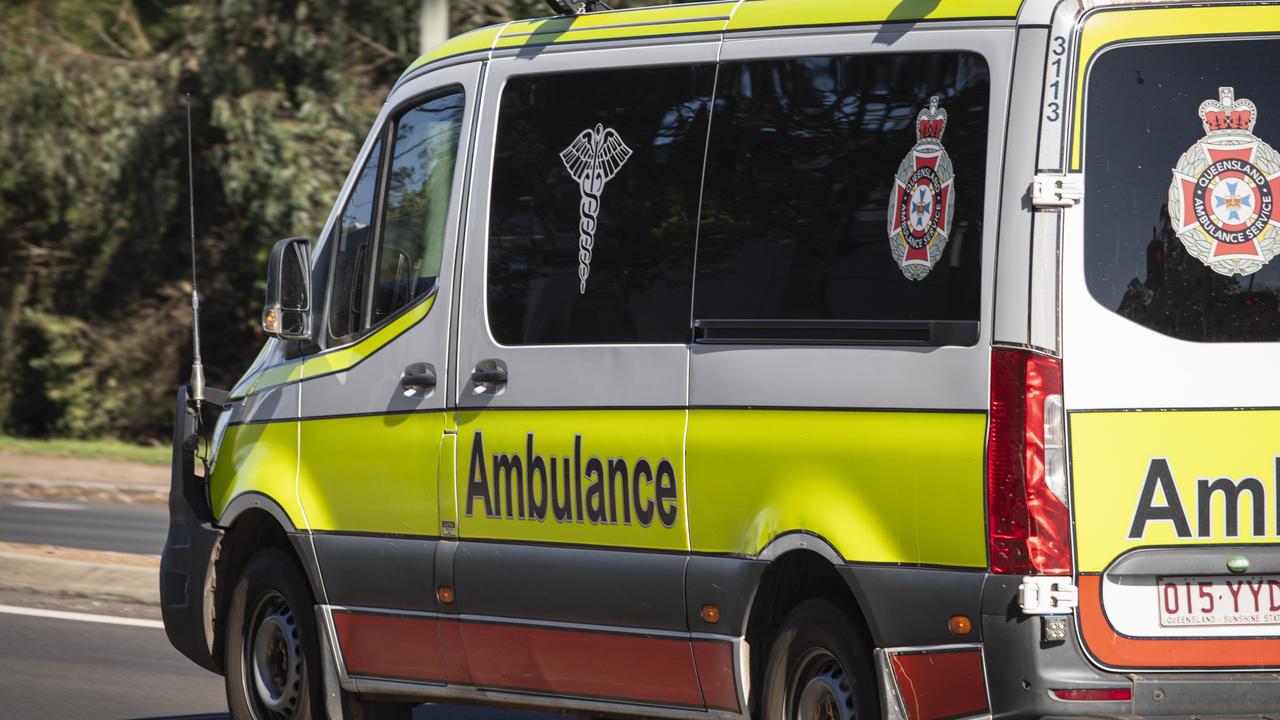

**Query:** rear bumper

left=159, top=386, right=225, bottom=675
left=982, top=574, right=1280, bottom=718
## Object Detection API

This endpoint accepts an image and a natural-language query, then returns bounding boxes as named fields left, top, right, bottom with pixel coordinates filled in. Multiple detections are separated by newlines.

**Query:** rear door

left=1064, top=4, right=1280, bottom=670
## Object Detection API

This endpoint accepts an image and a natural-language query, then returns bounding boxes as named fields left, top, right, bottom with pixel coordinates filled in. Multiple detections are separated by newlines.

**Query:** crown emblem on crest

left=1199, top=87, right=1257, bottom=135
left=887, top=96, right=956, bottom=282
left=916, top=96, right=948, bottom=143
left=1167, top=86, right=1280, bottom=277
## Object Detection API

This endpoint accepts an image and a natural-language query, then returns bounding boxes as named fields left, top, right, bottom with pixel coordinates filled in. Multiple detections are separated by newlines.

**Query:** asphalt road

left=0, top=610, right=565, bottom=720
left=0, top=497, right=562, bottom=719
left=0, top=498, right=168, bottom=555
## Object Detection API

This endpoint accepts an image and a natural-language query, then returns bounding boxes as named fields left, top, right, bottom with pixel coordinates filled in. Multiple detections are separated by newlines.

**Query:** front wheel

left=759, top=599, right=878, bottom=720
left=224, top=548, right=324, bottom=720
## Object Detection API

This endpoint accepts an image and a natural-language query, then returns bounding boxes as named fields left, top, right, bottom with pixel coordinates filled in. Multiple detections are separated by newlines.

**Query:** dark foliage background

left=0, top=0, right=640, bottom=442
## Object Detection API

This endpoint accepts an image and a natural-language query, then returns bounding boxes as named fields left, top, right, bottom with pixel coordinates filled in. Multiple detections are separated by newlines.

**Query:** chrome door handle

left=400, top=363, right=436, bottom=390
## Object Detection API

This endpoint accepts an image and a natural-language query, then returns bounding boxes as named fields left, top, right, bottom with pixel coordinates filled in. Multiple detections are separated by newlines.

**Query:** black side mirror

left=263, top=237, right=312, bottom=340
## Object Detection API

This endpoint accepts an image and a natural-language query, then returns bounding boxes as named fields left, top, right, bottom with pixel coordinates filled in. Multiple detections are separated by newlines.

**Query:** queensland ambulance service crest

left=888, top=96, right=955, bottom=281
left=1168, top=87, right=1280, bottom=276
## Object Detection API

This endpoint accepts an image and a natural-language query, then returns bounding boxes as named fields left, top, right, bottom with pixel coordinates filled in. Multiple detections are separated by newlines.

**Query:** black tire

left=225, top=548, right=325, bottom=720
left=759, top=599, right=878, bottom=720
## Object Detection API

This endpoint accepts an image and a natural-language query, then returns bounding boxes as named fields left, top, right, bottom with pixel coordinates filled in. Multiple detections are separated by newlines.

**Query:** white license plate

left=1158, top=575, right=1280, bottom=627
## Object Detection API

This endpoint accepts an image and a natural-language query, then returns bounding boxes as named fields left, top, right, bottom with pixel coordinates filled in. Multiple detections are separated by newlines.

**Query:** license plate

left=1158, top=575, right=1280, bottom=627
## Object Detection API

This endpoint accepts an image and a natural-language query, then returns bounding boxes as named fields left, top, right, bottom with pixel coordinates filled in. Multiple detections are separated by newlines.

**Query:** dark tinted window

left=1084, top=40, right=1280, bottom=342
left=487, top=65, right=714, bottom=345
left=328, top=139, right=382, bottom=341
left=372, top=91, right=464, bottom=323
left=694, top=53, right=989, bottom=326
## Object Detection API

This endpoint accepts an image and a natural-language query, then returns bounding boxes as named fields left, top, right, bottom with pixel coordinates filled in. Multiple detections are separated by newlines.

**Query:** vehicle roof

left=401, top=0, right=1025, bottom=76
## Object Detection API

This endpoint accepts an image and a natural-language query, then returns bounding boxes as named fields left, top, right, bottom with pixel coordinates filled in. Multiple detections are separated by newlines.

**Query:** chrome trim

left=349, top=676, right=747, bottom=719
left=757, top=532, right=844, bottom=564
left=881, top=641, right=984, bottom=654
left=874, top=648, right=910, bottom=720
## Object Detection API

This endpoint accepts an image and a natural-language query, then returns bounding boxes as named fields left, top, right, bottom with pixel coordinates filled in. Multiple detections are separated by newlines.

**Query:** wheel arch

left=741, top=533, right=877, bottom=716
left=213, top=493, right=319, bottom=670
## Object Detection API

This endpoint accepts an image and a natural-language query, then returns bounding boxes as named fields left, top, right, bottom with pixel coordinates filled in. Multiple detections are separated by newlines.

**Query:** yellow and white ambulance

left=161, top=1, right=1280, bottom=718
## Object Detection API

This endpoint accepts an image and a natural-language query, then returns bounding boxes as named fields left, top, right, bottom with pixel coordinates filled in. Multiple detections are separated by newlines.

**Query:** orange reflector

left=437, top=586, right=455, bottom=605
left=948, top=615, right=972, bottom=636
left=1051, top=688, right=1131, bottom=702
left=701, top=604, right=720, bottom=624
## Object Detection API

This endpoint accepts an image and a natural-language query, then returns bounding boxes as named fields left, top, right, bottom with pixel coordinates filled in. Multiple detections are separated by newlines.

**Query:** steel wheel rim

left=790, top=647, right=856, bottom=720
left=246, top=590, right=302, bottom=718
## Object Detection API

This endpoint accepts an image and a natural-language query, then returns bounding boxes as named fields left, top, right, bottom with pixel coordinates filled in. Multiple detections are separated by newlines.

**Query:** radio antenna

left=185, top=93, right=205, bottom=413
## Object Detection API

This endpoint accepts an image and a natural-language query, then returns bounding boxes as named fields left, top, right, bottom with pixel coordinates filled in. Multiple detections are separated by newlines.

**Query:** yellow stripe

left=229, top=294, right=435, bottom=400
left=403, top=0, right=1022, bottom=74
left=687, top=409, right=988, bottom=565
left=725, top=0, right=1021, bottom=32
left=1072, top=5, right=1280, bottom=169
left=495, top=2, right=737, bottom=49
left=403, top=24, right=504, bottom=74
left=210, top=420, right=307, bottom=527
left=298, top=413, right=446, bottom=535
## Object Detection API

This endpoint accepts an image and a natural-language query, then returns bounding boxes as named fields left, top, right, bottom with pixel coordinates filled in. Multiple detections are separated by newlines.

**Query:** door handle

left=471, top=359, right=508, bottom=387
left=400, top=363, right=437, bottom=390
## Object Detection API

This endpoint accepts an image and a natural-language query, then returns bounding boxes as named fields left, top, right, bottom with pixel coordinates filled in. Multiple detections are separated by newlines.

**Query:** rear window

left=1084, top=39, right=1280, bottom=342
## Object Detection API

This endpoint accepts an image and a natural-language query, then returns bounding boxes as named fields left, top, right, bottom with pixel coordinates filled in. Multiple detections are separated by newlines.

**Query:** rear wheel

left=760, top=599, right=878, bottom=720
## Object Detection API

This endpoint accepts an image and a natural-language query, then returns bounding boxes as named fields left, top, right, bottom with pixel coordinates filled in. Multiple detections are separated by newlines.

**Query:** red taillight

left=1050, top=688, right=1132, bottom=702
left=987, top=348, right=1071, bottom=575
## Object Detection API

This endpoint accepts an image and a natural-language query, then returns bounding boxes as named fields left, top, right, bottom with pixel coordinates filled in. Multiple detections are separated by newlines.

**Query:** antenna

left=185, top=94, right=205, bottom=413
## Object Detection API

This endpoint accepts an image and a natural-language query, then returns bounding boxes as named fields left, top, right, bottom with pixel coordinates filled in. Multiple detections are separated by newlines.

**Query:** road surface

left=0, top=495, right=562, bottom=719
left=0, top=498, right=168, bottom=555
left=0, top=608, right=566, bottom=720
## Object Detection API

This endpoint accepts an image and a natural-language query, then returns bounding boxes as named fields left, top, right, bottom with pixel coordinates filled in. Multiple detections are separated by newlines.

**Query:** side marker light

left=437, top=586, right=455, bottom=605
left=948, top=615, right=972, bottom=636
left=701, top=604, right=720, bottom=624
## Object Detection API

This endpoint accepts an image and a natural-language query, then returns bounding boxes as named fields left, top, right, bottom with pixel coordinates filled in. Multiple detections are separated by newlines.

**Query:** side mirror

left=263, top=237, right=312, bottom=340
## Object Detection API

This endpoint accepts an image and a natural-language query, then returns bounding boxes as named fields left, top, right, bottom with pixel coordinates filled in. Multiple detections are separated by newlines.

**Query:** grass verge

left=0, top=436, right=169, bottom=465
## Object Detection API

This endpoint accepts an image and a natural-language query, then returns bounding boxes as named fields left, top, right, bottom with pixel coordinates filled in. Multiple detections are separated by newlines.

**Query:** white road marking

left=0, top=604, right=164, bottom=629
left=5, top=500, right=87, bottom=511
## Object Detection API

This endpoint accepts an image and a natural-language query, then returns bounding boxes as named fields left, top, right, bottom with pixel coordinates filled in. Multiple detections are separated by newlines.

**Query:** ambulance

left=160, top=1, right=1280, bottom=718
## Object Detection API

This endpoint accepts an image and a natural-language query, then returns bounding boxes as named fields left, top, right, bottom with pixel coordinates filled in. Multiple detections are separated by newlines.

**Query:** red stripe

left=333, top=610, right=729, bottom=708
left=1079, top=574, right=1280, bottom=669
left=889, top=649, right=988, bottom=720
left=692, top=640, right=739, bottom=712
left=438, top=618, right=471, bottom=684
left=332, top=611, right=447, bottom=683
left=462, top=621, right=704, bottom=706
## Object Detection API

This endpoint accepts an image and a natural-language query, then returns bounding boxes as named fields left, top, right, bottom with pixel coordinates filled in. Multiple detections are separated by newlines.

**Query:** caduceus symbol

left=560, top=124, right=633, bottom=293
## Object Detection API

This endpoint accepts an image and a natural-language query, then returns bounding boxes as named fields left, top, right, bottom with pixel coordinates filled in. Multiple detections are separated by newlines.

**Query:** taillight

left=987, top=348, right=1071, bottom=575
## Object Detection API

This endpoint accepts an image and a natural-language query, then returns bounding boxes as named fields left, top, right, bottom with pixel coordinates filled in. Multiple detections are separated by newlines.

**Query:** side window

left=328, top=139, right=383, bottom=342
left=372, top=91, right=465, bottom=323
left=486, top=64, right=716, bottom=345
left=694, top=53, right=990, bottom=333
